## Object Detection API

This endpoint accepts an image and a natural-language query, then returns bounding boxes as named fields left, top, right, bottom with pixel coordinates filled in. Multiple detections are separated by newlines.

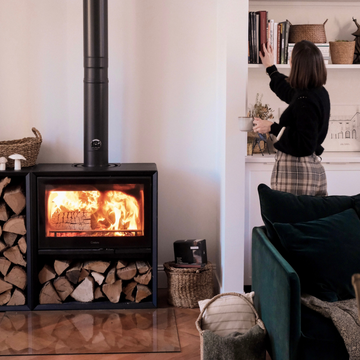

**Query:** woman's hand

left=253, top=117, right=273, bottom=134
left=259, top=43, right=274, bottom=68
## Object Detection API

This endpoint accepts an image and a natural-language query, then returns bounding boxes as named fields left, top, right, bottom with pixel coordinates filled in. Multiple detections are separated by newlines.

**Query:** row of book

left=248, top=11, right=330, bottom=65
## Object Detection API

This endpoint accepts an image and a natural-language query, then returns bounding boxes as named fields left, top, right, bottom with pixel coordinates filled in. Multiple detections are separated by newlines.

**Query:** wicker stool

left=164, top=262, right=214, bottom=308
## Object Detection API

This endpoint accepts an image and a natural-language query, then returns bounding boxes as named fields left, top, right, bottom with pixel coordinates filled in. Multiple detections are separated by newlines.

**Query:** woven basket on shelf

left=329, top=41, right=356, bottom=64
left=164, top=262, right=214, bottom=308
left=289, top=19, right=328, bottom=43
left=0, top=127, right=42, bottom=168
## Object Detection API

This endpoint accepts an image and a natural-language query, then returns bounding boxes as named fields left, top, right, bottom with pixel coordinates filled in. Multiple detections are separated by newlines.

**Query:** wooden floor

left=0, top=289, right=272, bottom=360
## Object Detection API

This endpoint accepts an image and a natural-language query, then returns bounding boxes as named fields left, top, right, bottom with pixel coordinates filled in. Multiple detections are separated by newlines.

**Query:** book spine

left=273, top=22, right=278, bottom=64
left=256, top=10, right=268, bottom=61
left=277, top=23, right=281, bottom=64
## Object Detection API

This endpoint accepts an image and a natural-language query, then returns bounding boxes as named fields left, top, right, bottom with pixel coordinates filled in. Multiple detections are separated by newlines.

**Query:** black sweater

left=266, top=65, right=330, bottom=157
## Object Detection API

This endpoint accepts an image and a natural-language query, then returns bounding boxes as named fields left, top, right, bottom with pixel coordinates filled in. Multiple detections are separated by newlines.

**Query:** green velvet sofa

left=251, top=184, right=360, bottom=360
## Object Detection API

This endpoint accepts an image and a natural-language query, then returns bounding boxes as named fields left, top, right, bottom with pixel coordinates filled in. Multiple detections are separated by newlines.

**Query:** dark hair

left=288, top=40, right=327, bottom=89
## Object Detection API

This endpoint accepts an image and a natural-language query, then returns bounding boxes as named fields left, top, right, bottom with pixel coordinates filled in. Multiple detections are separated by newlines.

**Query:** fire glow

left=46, top=189, right=143, bottom=237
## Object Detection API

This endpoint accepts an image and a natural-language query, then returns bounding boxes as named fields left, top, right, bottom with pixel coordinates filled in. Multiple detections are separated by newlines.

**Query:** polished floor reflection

left=0, top=308, right=180, bottom=356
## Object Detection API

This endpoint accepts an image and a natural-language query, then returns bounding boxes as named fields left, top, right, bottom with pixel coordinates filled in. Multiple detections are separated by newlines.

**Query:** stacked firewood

left=0, top=177, right=27, bottom=306
left=39, top=259, right=152, bottom=305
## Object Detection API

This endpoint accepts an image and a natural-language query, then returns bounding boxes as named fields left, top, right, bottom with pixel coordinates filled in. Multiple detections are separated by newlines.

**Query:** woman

left=253, top=40, right=330, bottom=196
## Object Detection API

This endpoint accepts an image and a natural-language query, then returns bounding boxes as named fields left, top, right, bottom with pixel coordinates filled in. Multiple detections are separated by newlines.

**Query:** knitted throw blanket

left=301, top=294, right=360, bottom=360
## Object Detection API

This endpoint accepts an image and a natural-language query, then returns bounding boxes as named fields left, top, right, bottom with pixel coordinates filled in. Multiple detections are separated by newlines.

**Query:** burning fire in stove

left=46, top=187, right=144, bottom=237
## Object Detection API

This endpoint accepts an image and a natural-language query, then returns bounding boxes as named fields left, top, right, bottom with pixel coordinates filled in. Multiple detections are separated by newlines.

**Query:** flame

left=47, top=189, right=142, bottom=236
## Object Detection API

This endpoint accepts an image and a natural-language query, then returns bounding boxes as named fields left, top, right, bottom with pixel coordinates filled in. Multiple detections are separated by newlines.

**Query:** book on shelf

left=287, top=43, right=330, bottom=64
left=256, top=10, right=268, bottom=62
left=248, top=11, right=268, bottom=64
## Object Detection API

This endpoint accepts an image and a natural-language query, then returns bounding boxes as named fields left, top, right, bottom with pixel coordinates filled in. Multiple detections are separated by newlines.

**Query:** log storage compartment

left=0, top=172, right=30, bottom=310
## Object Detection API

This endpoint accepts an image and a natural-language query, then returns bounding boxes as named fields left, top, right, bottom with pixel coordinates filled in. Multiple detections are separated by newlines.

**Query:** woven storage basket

left=164, top=261, right=214, bottom=308
left=289, top=19, right=328, bottom=43
left=329, top=41, right=355, bottom=64
left=195, top=292, right=266, bottom=360
left=0, top=128, right=42, bottom=168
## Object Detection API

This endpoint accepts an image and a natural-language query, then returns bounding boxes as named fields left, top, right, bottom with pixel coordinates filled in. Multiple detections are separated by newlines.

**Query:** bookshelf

left=245, top=0, right=360, bottom=287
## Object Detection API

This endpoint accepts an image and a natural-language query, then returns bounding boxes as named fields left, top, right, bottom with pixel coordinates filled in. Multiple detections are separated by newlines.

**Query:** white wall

left=0, top=0, right=249, bottom=291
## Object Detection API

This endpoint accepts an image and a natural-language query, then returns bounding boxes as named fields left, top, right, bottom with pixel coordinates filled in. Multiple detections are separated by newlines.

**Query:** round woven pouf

left=164, top=262, right=214, bottom=308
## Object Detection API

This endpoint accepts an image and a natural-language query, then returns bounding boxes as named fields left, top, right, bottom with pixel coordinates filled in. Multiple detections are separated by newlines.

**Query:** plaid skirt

left=271, top=151, right=327, bottom=196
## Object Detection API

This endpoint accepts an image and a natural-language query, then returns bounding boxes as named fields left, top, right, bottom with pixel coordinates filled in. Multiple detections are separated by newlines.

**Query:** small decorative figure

left=252, top=133, right=271, bottom=156
left=0, top=157, right=7, bottom=170
left=9, top=154, right=26, bottom=170
left=352, top=17, right=360, bottom=64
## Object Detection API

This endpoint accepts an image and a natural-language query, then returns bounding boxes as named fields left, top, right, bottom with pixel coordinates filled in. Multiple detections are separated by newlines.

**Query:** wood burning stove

left=36, top=167, right=155, bottom=253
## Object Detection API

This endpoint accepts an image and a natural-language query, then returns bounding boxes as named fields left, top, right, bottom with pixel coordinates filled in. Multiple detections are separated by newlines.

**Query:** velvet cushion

left=273, top=208, right=360, bottom=301
left=257, top=183, right=359, bottom=251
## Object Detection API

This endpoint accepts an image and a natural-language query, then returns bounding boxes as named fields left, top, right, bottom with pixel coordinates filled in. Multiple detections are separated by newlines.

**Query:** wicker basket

left=289, top=19, right=328, bottom=43
left=0, top=128, right=42, bottom=168
left=195, top=292, right=266, bottom=360
left=164, top=262, right=214, bottom=308
left=329, top=41, right=356, bottom=64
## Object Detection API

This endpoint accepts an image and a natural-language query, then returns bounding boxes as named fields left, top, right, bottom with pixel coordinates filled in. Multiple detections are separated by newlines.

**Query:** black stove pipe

left=83, top=0, right=109, bottom=167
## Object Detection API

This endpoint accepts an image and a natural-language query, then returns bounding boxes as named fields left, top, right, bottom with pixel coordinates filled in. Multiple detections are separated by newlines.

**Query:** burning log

left=50, top=211, right=92, bottom=230
left=3, top=184, right=26, bottom=215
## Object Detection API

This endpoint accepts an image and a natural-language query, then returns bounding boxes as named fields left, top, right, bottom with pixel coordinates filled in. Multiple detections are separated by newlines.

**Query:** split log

left=3, top=215, right=26, bottom=235
left=5, top=266, right=27, bottom=290
left=102, top=279, right=122, bottom=303
left=53, top=276, right=74, bottom=301
left=94, top=286, right=105, bottom=299
left=0, top=225, right=1, bottom=238
left=39, top=281, right=62, bottom=304
left=78, top=268, right=89, bottom=283
left=135, top=284, right=152, bottom=303
left=7, top=288, right=26, bottom=306
left=18, top=236, right=27, bottom=254
left=0, top=177, right=11, bottom=197
left=134, top=270, right=152, bottom=285
left=123, top=281, right=137, bottom=301
left=91, top=271, right=105, bottom=286
left=38, top=264, right=56, bottom=284
left=50, top=210, right=92, bottom=230
left=54, top=259, right=71, bottom=276
left=3, top=184, right=26, bottom=215
left=71, top=276, right=95, bottom=302
left=0, top=257, right=11, bottom=276
left=0, top=277, right=13, bottom=294
left=136, top=260, right=151, bottom=274
left=3, top=232, right=17, bottom=247
left=0, top=289, right=11, bottom=305
left=3, top=245, right=26, bottom=267
left=66, top=262, right=82, bottom=284
left=0, top=201, right=9, bottom=222
left=0, top=240, right=7, bottom=253
left=83, top=260, right=110, bottom=274
left=105, top=265, right=116, bottom=284
left=116, top=262, right=136, bottom=280
left=116, top=260, right=127, bottom=269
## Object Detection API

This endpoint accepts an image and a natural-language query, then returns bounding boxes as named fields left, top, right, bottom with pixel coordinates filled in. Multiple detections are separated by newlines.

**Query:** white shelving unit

left=244, top=0, right=360, bottom=286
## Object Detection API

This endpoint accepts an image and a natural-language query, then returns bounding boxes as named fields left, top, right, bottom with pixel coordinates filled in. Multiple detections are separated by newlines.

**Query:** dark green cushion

left=257, top=183, right=359, bottom=251
left=273, top=208, right=360, bottom=302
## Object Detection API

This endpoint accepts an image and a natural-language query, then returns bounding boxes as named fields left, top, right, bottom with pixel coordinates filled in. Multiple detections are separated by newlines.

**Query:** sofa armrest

left=252, top=226, right=301, bottom=360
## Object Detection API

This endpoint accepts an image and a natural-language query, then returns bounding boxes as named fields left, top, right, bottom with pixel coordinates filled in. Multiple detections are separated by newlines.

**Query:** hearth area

left=0, top=163, right=158, bottom=311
